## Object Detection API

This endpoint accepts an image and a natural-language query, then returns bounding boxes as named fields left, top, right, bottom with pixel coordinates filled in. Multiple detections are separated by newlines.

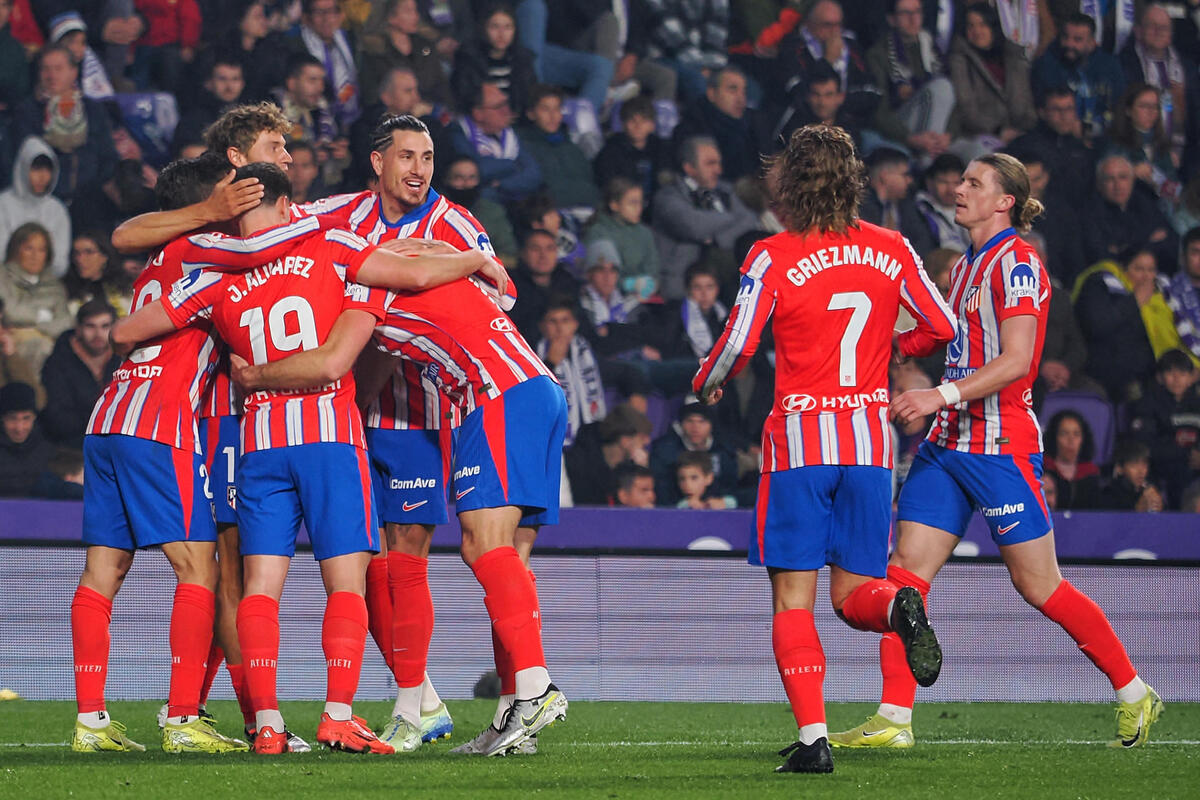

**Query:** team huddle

left=68, top=105, right=1162, bottom=772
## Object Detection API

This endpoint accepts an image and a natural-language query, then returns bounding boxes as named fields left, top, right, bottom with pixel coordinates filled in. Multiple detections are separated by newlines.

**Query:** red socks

left=199, top=643, right=224, bottom=707
left=1039, top=580, right=1137, bottom=689
left=237, top=594, right=281, bottom=713
left=365, top=556, right=393, bottom=671
left=471, top=547, right=545, bottom=674
left=71, top=586, right=112, bottom=714
left=225, top=662, right=256, bottom=727
left=387, top=552, right=434, bottom=689
left=840, top=579, right=898, bottom=633
left=322, top=591, right=368, bottom=706
left=491, top=625, right=516, bottom=696
left=772, top=609, right=826, bottom=729
left=167, top=583, right=216, bottom=718
left=879, top=565, right=930, bottom=709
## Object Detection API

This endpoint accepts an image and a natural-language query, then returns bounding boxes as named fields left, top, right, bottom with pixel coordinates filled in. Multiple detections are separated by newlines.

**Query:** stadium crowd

left=2, top=0, right=1200, bottom=511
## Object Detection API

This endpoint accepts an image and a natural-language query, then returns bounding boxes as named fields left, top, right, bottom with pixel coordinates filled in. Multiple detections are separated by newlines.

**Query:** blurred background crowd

left=0, top=0, right=1199, bottom=513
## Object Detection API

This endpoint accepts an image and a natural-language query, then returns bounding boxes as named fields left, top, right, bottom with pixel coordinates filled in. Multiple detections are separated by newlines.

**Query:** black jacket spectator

left=1080, top=182, right=1179, bottom=274
left=1008, top=120, right=1097, bottom=205
left=0, top=382, right=53, bottom=497
left=1073, top=267, right=1157, bottom=402
left=859, top=191, right=937, bottom=257
left=451, top=27, right=537, bottom=113
left=593, top=132, right=674, bottom=210
left=508, top=262, right=581, bottom=345
left=648, top=404, right=740, bottom=507
left=40, top=329, right=120, bottom=448
left=1129, top=380, right=1200, bottom=507
left=671, top=81, right=769, bottom=182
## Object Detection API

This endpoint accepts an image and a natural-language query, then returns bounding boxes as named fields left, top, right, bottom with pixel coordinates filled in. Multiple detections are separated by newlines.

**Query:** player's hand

left=204, top=171, right=264, bottom=223
left=890, top=387, right=944, bottom=425
left=701, top=387, right=723, bottom=405
left=229, top=353, right=260, bottom=392
left=380, top=238, right=458, bottom=255
left=891, top=331, right=908, bottom=364
left=476, top=255, right=509, bottom=300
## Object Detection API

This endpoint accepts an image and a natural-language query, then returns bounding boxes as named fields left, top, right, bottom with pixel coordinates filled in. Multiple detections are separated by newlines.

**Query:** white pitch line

left=4, top=739, right=1198, bottom=749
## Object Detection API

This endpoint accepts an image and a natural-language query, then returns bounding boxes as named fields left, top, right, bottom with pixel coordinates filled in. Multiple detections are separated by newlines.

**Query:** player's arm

left=231, top=309, right=379, bottom=390
left=110, top=171, right=264, bottom=253
left=110, top=299, right=178, bottom=348
left=891, top=314, right=1037, bottom=425
left=353, top=344, right=398, bottom=411
left=692, top=271, right=777, bottom=404
left=895, top=253, right=957, bottom=358
left=352, top=246, right=508, bottom=297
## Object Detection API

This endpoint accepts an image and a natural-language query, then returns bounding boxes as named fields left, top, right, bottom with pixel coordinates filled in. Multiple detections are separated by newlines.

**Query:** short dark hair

left=527, top=83, right=564, bottom=109
left=1112, top=436, right=1150, bottom=466
left=684, top=261, right=719, bottom=289
left=1041, top=85, right=1076, bottom=106
left=520, top=227, right=556, bottom=249
left=1183, top=226, right=1200, bottom=251
left=602, top=176, right=640, bottom=208
left=868, top=147, right=910, bottom=174
left=620, top=95, right=655, bottom=125
left=599, top=403, right=653, bottom=443
left=76, top=298, right=115, bottom=326
left=156, top=152, right=233, bottom=211
left=48, top=447, right=84, bottom=480
left=706, top=65, right=745, bottom=90
left=30, top=154, right=54, bottom=172
left=1063, top=11, right=1097, bottom=35
left=541, top=296, right=577, bottom=321
left=209, top=53, right=244, bottom=77
left=806, top=60, right=841, bottom=90
left=287, top=139, right=317, bottom=160
left=676, top=450, right=713, bottom=474
left=234, top=162, right=291, bottom=205
left=680, top=135, right=719, bottom=169
left=925, top=153, right=965, bottom=181
left=1157, top=348, right=1196, bottom=374
left=370, top=113, right=431, bottom=153
left=286, top=52, right=324, bottom=82
left=613, top=461, right=654, bottom=493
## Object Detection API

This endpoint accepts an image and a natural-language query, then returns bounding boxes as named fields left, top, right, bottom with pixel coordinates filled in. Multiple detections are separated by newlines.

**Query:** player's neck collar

left=379, top=187, right=441, bottom=228
left=966, top=226, right=1016, bottom=263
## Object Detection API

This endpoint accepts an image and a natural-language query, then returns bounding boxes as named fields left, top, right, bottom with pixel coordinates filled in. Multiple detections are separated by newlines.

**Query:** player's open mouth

left=405, top=179, right=425, bottom=189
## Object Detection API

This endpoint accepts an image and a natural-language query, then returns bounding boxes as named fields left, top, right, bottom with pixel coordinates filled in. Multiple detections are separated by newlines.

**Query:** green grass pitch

left=2, top=700, right=1196, bottom=799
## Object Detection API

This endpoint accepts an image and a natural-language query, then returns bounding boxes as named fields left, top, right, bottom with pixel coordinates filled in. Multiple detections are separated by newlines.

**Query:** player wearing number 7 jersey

left=692, top=126, right=957, bottom=775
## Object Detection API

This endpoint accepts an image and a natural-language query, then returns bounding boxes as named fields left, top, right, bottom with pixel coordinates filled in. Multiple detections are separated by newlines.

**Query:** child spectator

left=32, top=446, right=85, bottom=499
left=584, top=177, right=661, bottom=298
left=649, top=402, right=739, bottom=507
left=675, top=450, right=736, bottom=509
left=1042, top=470, right=1060, bottom=512
left=47, top=12, right=114, bottom=99
left=0, top=138, right=72, bottom=278
left=517, top=192, right=582, bottom=268
left=1099, top=437, right=1164, bottom=512
left=593, top=96, right=673, bottom=208
left=536, top=299, right=607, bottom=447
left=578, top=241, right=642, bottom=329
left=516, top=84, right=600, bottom=211
left=1043, top=409, right=1102, bottom=510
left=1129, top=349, right=1200, bottom=508
left=613, top=461, right=656, bottom=508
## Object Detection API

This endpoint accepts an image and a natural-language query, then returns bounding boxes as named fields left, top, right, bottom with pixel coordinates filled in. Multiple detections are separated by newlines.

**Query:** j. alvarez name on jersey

left=225, top=256, right=316, bottom=303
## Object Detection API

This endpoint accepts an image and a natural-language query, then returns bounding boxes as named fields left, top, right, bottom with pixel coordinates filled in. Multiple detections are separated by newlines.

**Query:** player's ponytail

left=973, top=153, right=1043, bottom=234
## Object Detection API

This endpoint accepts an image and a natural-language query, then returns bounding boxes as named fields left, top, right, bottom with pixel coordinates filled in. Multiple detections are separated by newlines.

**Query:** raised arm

left=352, top=246, right=508, bottom=296
left=111, top=172, right=264, bottom=253
left=111, top=300, right=178, bottom=348
left=230, top=308, right=380, bottom=391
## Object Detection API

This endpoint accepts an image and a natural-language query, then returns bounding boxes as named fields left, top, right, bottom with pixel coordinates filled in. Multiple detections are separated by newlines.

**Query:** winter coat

left=515, top=121, right=601, bottom=209
left=0, top=422, right=53, bottom=497
left=40, top=329, right=121, bottom=448
left=947, top=36, right=1036, bottom=137
left=0, top=137, right=72, bottom=277
left=584, top=211, right=662, bottom=286
left=0, top=260, right=72, bottom=341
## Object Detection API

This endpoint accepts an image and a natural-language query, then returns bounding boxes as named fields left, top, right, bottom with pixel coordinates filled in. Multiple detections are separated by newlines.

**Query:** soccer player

left=71, top=155, right=252, bottom=755
left=692, top=125, right=958, bottom=774
left=112, top=163, right=505, bottom=754
left=831, top=153, right=1164, bottom=750
left=224, top=236, right=571, bottom=759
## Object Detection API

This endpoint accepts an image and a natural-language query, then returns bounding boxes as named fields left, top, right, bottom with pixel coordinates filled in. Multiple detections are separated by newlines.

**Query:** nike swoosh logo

left=861, top=729, right=891, bottom=737
left=402, top=500, right=428, bottom=511
left=456, top=487, right=475, bottom=500
left=997, top=522, right=1020, bottom=535
left=1121, top=712, right=1145, bottom=747
left=520, top=706, right=547, bottom=728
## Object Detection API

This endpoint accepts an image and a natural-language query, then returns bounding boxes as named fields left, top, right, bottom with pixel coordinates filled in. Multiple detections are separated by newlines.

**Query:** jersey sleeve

left=994, top=246, right=1045, bottom=322
left=322, top=228, right=377, bottom=282
left=292, top=192, right=368, bottom=221
left=895, top=236, right=958, bottom=358
left=438, top=205, right=495, bottom=255
left=342, top=280, right=388, bottom=322
left=177, top=215, right=327, bottom=273
left=691, top=244, right=777, bottom=397
left=161, top=269, right=226, bottom=328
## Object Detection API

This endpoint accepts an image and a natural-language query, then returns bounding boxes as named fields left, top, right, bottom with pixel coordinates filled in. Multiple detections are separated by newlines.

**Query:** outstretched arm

left=111, top=300, right=178, bottom=348
left=352, top=246, right=508, bottom=296
left=111, top=172, right=264, bottom=253
left=230, top=309, right=379, bottom=391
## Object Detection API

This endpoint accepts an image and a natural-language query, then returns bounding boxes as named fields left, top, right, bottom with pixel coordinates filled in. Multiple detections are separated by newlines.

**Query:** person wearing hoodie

left=516, top=83, right=600, bottom=210
left=0, top=381, right=53, bottom=497
left=0, top=137, right=72, bottom=278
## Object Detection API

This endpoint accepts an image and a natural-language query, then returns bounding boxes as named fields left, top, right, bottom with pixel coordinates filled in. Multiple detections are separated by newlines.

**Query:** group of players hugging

left=67, top=102, right=1162, bottom=774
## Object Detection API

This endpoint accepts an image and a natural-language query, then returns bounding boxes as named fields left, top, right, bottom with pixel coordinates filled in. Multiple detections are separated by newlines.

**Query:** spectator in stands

left=613, top=461, right=656, bottom=507
left=513, top=0, right=616, bottom=114
left=12, top=45, right=118, bottom=224
left=0, top=0, right=31, bottom=111
left=1104, top=83, right=1180, bottom=201
left=1023, top=232, right=1096, bottom=404
left=914, top=153, right=969, bottom=251
left=769, top=60, right=863, bottom=152
left=578, top=240, right=642, bottom=328
left=1074, top=248, right=1160, bottom=402
left=865, top=0, right=955, bottom=159
left=508, top=229, right=579, bottom=342
left=517, top=84, right=601, bottom=211
left=1031, top=12, right=1126, bottom=140
left=649, top=401, right=739, bottom=507
left=1163, top=227, right=1200, bottom=363
left=537, top=298, right=608, bottom=447
left=31, top=446, right=85, bottom=500
left=451, top=80, right=542, bottom=203
left=360, top=0, right=451, bottom=109
left=33, top=1, right=144, bottom=93
left=1041, top=470, right=1060, bottom=511
left=554, top=0, right=675, bottom=102
left=225, top=1, right=291, bottom=102
left=947, top=4, right=1036, bottom=152
left=275, top=53, right=349, bottom=188
left=0, top=223, right=72, bottom=384
left=1043, top=409, right=1102, bottom=510
left=63, top=233, right=124, bottom=317
left=565, top=403, right=653, bottom=505
left=452, top=4, right=536, bottom=115
left=644, top=0, right=729, bottom=101
left=651, top=136, right=759, bottom=299
left=1008, top=87, right=1098, bottom=204
left=672, top=66, right=767, bottom=183
left=48, top=12, right=114, bottom=100
left=1081, top=155, right=1178, bottom=272
left=518, top=191, right=584, bottom=266
left=129, top=0, right=201, bottom=93
left=40, top=299, right=119, bottom=448
left=348, top=67, right=451, bottom=188
left=584, top=177, right=661, bottom=298
left=859, top=148, right=936, bottom=256
left=1129, top=348, right=1200, bottom=508
left=675, top=450, right=736, bottom=509
left=0, top=138, right=71, bottom=279
left=1012, top=147, right=1087, bottom=283
left=1099, top=437, right=1164, bottom=511
left=0, top=298, right=39, bottom=402
left=286, top=139, right=323, bottom=204
left=289, top=0, right=360, bottom=129
left=1119, top=4, right=1199, bottom=176
left=657, top=261, right=727, bottom=362
left=592, top=96, right=674, bottom=208
left=173, top=55, right=246, bottom=155
left=440, top=153, right=518, bottom=266
left=0, top=381, right=52, bottom=497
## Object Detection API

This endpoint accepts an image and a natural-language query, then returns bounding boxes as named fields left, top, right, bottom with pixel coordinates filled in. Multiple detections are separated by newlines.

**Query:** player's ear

left=370, top=149, right=384, bottom=178
left=275, top=194, right=290, bottom=215
left=227, top=147, right=246, bottom=167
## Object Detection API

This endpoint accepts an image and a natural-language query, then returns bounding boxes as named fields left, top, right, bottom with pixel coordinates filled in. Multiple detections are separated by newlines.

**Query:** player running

left=112, top=163, right=505, bottom=754
left=693, top=125, right=958, bottom=774
left=832, top=153, right=1164, bottom=750
left=71, top=155, right=250, bottom=755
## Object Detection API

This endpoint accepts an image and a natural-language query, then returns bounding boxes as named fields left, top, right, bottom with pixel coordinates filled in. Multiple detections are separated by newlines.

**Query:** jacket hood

left=11, top=136, right=60, bottom=199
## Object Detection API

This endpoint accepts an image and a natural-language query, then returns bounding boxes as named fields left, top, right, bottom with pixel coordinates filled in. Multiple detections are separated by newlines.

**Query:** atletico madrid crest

left=965, top=286, right=981, bottom=313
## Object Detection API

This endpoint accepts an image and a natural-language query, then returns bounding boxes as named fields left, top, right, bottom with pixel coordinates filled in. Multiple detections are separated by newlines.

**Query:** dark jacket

left=359, top=31, right=452, bottom=108
left=592, top=132, right=674, bottom=207
left=451, top=38, right=537, bottom=114
left=12, top=95, right=118, bottom=206
left=1080, top=187, right=1179, bottom=274
left=859, top=191, right=937, bottom=258
left=671, top=96, right=768, bottom=182
left=1030, top=42, right=1126, bottom=137
left=1008, top=121, right=1097, bottom=203
left=1044, top=458, right=1102, bottom=510
left=515, top=120, right=601, bottom=208
left=508, top=262, right=581, bottom=344
left=1097, top=473, right=1152, bottom=510
left=1128, top=382, right=1200, bottom=507
left=40, top=330, right=121, bottom=448
left=776, top=32, right=880, bottom=128
left=563, top=421, right=618, bottom=506
left=1073, top=268, right=1157, bottom=402
left=648, top=427, right=739, bottom=507
left=0, top=423, right=54, bottom=497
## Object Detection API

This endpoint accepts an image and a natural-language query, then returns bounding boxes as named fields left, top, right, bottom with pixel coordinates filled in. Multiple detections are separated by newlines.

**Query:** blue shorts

left=83, top=434, right=216, bottom=550
left=897, top=441, right=1052, bottom=545
left=366, top=427, right=456, bottom=526
left=452, top=376, right=567, bottom=526
left=750, top=465, right=892, bottom=576
left=235, top=443, right=379, bottom=561
left=200, top=415, right=241, bottom=525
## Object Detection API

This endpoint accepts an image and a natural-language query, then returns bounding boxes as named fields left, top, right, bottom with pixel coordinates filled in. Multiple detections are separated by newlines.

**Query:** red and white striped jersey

left=87, top=242, right=220, bottom=452
left=694, top=223, right=957, bottom=471
left=199, top=351, right=241, bottom=418
left=926, top=228, right=1049, bottom=455
left=163, top=221, right=384, bottom=453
